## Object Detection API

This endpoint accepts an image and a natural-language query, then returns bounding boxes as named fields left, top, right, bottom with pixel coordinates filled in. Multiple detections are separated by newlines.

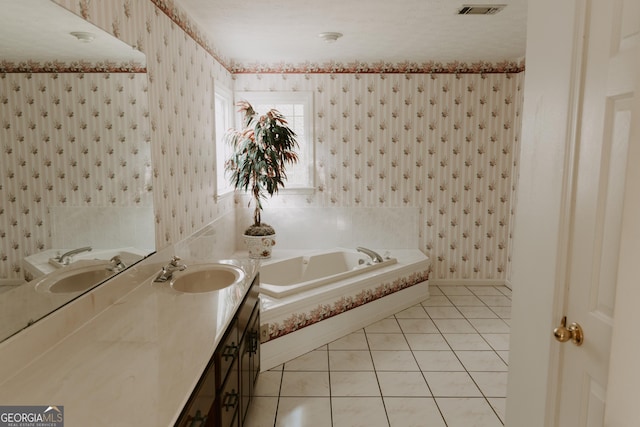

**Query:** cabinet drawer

left=217, top=323, right=238, bottom=386
left=219, top=358, right=239, bottom=427
left=236, top=280, right=259, bottom=340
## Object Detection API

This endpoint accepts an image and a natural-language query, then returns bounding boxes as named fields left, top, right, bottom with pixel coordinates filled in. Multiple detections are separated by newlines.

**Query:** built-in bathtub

left=260, top=249, right=398, bottom=298
left=258, top=248, right=430, bottom=370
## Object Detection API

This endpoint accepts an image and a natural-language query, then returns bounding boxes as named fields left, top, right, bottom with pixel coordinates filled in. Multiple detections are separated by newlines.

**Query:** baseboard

left=260, top=280, right=429, bottom=371
left=429, top=279, right=507, bottom=287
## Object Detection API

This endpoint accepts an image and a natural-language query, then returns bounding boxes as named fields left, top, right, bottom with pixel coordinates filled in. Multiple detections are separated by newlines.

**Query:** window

left=215, top=83, right=234, bottom=195
left=234, top=91, right=314, bottom=190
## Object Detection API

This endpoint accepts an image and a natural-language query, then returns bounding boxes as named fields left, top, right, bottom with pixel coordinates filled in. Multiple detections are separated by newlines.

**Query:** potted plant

left=224, top=100, right=299, bottom=258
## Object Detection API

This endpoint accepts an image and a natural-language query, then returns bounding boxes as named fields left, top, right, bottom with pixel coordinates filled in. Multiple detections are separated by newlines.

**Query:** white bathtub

left=260, top=249, right=398, bottom=298
left=258, top=248, right=431, bottom=370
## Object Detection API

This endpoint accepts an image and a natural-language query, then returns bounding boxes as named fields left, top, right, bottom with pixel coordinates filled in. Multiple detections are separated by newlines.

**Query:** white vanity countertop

left=0, top=257, right=259, bottom=427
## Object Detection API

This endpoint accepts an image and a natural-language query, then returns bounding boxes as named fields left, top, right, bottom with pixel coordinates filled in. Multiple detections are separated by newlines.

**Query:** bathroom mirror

left=0, top=0, right=154, bottom=342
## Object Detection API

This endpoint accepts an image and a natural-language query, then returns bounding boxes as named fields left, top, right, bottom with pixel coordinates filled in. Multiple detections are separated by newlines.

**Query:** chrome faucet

left=56, top=246, right=92, bottom=265
left=154, top=256, right=187, bottom=282
left=356, top=247, right=384, bottom=263
left=108, top=255, right=127, bottom=272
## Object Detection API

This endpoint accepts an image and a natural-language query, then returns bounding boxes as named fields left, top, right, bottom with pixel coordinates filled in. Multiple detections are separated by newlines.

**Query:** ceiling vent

left=457, top=4, right=506, bottom=15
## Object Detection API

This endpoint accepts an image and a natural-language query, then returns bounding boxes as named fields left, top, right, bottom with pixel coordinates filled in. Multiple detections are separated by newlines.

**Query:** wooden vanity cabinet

left=175, top=275, right=260, bottom=427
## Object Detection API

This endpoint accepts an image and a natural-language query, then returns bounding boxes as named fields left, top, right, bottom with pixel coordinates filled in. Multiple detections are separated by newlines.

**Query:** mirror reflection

left=0, top=0, right=153, bottom=342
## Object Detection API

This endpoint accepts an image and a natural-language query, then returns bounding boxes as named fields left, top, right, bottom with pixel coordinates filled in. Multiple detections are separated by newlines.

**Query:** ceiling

left=176, top=0, right=528, bottom=67
left=0, top=0, right=145, bottom=65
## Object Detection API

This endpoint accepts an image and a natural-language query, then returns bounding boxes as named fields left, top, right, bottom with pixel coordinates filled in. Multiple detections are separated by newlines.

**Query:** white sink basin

left=34, top=260, right=115, bottom=294
left=170, top=263, right=245, bottom=294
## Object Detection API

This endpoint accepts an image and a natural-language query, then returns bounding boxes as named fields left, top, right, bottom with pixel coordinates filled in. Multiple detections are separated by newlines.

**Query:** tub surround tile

left=384, top=397, right=447, bottom=427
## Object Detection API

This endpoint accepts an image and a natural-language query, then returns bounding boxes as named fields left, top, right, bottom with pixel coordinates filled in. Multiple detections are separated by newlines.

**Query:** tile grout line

left=429, top=285, right=507, bottom=426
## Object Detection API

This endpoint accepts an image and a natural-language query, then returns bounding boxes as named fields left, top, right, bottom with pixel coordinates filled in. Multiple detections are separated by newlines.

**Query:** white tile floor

left=245, top=285, right=511, bottom=427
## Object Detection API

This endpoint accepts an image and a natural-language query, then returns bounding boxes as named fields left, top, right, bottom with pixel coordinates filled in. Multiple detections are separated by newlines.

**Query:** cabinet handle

left=221, top=342, right=238, bottom=361
left=249, top=330, right=259, bottom=354
left=185, top=409, right=207, bottom=427
left=222, top=389, right=239, bottom=412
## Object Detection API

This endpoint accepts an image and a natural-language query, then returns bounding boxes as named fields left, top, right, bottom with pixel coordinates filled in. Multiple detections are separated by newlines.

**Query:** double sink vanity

left=0, top=250, right=262, bottom=427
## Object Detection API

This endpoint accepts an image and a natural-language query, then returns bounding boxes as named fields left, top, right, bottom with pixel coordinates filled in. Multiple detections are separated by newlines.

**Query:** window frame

left=214, top=82, right=235, bottom=196
left=234, top=91, right=315, bottom=193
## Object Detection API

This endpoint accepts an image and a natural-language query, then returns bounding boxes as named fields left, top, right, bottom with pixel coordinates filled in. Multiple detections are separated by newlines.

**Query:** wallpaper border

left=0, top=60, right=146, bottom=74
left=147, top=0, right=525, bottom=75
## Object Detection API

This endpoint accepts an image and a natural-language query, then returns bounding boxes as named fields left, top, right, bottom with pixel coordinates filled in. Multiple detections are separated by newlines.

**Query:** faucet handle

left=169, top=255, right=182, bottom=266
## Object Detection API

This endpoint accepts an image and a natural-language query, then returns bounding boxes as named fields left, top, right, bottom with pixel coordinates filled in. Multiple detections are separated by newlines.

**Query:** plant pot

left=244, top=234, right=276, bottom=259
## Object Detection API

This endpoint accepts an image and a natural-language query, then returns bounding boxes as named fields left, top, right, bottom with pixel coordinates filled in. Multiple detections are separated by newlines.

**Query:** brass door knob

left=553, top=316, right=584, bottom=346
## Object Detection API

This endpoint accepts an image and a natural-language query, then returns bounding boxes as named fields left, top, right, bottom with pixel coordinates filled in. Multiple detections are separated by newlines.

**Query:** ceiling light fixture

left=318, top=32, right=343, bottom=43
left=70, top=31, right=95, bottom=43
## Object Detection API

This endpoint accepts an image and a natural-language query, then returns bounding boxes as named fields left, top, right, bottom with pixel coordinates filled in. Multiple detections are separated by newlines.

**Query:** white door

left=555, top=0, right=640, bottom=425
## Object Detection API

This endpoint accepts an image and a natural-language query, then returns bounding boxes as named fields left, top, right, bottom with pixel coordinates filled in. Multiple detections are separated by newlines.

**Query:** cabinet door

left=249, top=307, right=260, bottom=387
left=175, top=360, right=216, bottom=427
left=240, top=325, right=252, bottom=423
left=217, top=357, right=239, bottom=427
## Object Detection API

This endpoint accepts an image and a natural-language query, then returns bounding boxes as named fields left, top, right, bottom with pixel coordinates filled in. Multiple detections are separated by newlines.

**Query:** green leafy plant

left=225, top=100, right=300, bottom=236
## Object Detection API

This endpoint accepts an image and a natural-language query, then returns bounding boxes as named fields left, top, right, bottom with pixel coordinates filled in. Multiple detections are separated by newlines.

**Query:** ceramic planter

left=244, top=234, right=276, bottom=259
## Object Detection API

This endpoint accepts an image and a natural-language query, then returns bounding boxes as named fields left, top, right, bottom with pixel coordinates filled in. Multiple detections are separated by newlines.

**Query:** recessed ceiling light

left=70, top=31, right=95, bottom=43
left=318, top=32, right=343, bottom=43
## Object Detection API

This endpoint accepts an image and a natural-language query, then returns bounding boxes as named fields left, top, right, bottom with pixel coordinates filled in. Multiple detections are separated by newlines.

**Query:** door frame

left=507, top=0, right=640, bottom=425
left=506, top=0, right=588, bottom=425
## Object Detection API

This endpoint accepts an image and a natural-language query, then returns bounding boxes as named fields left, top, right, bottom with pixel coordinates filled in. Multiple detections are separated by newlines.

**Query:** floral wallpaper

left=1, top=0, right=525, bottom=284
left=235, top=72, right=524, bottom=282
left=0, top=72, right=151, bottom=280
left=51, top=0, right=235, bottom=250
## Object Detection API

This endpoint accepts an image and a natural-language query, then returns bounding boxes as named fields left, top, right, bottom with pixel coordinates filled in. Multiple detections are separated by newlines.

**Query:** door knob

left=553, top=316, right=584, bottom=346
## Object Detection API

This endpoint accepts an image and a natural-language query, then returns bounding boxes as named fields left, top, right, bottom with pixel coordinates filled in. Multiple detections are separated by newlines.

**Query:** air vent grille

left=458, top=4, right=506, bottom=15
